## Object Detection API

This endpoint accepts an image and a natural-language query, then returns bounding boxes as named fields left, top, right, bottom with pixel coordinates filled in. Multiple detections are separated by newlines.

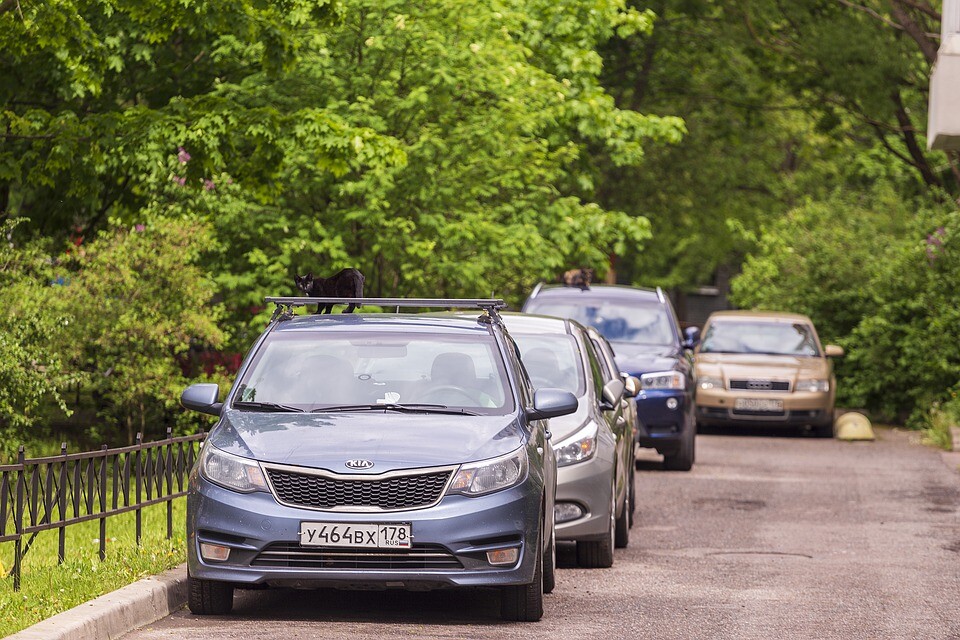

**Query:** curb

left=5, top=563, right=188, bottom=640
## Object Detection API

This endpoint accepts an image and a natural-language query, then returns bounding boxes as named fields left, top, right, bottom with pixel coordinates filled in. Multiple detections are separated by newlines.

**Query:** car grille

left=251, top=543, right=462, bottom=570
left=729, top=379, right=791, bottom=392
left=265, top=467, right=452, bottom=511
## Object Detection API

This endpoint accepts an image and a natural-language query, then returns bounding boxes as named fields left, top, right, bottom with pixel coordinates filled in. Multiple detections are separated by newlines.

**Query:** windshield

left=526, top=299, right=676, bottom=347
left=234, top=332, right=514, bottom=414
left=699, top=321, right=820, bottom=356
left=512, top=333, right=586, bottom=396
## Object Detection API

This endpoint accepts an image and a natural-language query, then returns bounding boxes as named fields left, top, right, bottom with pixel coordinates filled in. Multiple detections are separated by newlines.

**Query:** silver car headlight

left=200, top=444, right=269, bottom=493
left=698, top=375, right=723, bottom=391
left=796, top=379, right=830, bottom=393
left=448, top=448, right=527, bottom=496
left=553, top=422, right=598, bottom=467
left=641, top=371, right=686, bottom=390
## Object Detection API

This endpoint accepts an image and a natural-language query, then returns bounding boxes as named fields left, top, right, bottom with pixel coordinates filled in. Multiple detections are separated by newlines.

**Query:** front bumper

left=187, top=473, right=541, bottom=590
left=634, top=389, right=692, bottom=452
left=695, top=388, right=833, bottom=426
left=552, top=454, right=614, bottom=542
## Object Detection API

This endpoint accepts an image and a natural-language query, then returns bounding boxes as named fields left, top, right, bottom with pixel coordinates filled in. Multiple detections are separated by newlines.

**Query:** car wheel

left=187, top=572, right=234, bottom=615
left=543, top=521, right=557, bottom=595
left=501, top=529, right=544, bottom=621
left=628, top=466, right=637, bottom=529
left=815, top=412, right=835, bottom=438
left=614, top=483, right=630, bottom=549
left=576, top=485, right=615, bottom=568
left=663, top=426, right=694, bottom=471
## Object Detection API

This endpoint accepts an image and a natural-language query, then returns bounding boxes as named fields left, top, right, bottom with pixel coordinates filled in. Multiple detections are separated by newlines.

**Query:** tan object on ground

left=835, top=412, right=875, bottom=441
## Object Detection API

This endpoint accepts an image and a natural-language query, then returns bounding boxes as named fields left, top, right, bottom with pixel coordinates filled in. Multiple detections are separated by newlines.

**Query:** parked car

left=523, top=284, right=697, bottom=471
left=180, top=298, right=577, bottom=621
left=693, top=310, right=843, bottom=436
left=505, top=313, right=638, bottom=568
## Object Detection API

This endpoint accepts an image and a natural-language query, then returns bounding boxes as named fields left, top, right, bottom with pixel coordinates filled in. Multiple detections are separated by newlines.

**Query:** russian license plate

left=734, top=398, right=784, bottom=412
left=299, top=522, right=412, bottom=549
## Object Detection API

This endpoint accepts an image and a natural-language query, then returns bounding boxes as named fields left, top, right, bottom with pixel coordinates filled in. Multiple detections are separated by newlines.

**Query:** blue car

left=180, top=298, right=577, bottom=621
left=523, top=285, right=698, bottom=471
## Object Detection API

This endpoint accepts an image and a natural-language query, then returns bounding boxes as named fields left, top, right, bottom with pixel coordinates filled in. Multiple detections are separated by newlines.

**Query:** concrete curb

left=4, top=563, right=188, bottom=640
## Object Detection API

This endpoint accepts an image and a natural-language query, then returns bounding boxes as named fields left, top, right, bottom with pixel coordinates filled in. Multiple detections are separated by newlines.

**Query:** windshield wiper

left=232, top=400, right=304, bottom=413
left=313, top=403, right=480, bottom=416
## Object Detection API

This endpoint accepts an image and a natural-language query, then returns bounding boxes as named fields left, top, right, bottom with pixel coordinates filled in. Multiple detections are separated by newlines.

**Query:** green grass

left=0, top=499, right=187, bottom=637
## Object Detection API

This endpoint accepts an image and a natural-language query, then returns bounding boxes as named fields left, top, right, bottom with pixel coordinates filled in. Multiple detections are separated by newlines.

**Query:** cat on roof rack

left=560, top=267, right=593, bottom=290
left=294, top=268, right=365, bottom=314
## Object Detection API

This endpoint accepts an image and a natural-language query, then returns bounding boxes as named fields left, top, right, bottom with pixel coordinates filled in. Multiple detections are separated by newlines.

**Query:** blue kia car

left=523, top=285, right=697, bottom=471
left=180, top=298, right=577, bottom=621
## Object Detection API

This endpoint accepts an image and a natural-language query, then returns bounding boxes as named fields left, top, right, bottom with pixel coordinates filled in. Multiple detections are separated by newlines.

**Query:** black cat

left=294, top=268, right=365, bottom=314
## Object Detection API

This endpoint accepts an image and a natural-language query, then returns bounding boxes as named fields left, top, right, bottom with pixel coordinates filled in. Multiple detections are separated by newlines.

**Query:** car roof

left=705, top=310, right=814, bottom=324
left=269, top=312, right=498, bottom=336
left=500, top=312, right=575, bottom=335
left=527, top=283, right=662, bottom=303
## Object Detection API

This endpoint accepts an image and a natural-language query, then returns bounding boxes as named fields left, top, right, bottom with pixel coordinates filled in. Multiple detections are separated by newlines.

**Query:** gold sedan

left=693, top=311, right=843, bottom=436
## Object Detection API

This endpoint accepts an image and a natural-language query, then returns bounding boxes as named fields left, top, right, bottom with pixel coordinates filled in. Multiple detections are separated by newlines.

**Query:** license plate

left=734, top=398, right=783, bottom=412
left=299, top=522, right=412, bottom=549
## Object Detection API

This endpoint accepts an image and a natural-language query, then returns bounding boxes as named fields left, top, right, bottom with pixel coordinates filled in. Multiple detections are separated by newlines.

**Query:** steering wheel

left=421, top=385, right=480, bottom=405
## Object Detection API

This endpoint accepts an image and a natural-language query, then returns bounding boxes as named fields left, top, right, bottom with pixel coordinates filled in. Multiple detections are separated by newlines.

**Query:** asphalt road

left=125, top=427, right=960, bottom=639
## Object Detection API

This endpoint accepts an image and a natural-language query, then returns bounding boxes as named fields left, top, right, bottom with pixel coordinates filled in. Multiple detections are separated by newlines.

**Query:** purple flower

left=203, top=179, right=215, bottom=191
left=173, top=176, right=186, bottom=186
left=134, top=224, right=145, bottom=232
left=177, top=146, right=191, bottom=164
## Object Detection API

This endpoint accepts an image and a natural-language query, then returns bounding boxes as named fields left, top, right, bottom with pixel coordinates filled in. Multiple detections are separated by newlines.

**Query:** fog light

left=200, top=542, right=231, bottom=562
left=666, top=397, right=679, bottom=410
left=486, top=547, right=520, bottom=566
left=554, top=502, right=585, bottom=523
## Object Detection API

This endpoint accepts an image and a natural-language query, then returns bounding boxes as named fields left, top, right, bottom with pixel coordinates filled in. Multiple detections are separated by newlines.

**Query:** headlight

left=553, top=422, right=598, bottom=467
left=199, top=444, right=269, bottom=493
left=796, top=379, right=830, bottom=393
left=448, top=448, right=527, bottom=496
left=698, top=376, right=723, bottom=391
left=641, top=371, right=686, bottom=390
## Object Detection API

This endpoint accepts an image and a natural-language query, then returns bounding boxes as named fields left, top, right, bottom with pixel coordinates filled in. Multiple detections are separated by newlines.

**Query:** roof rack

left=265, top=297, right=507, bottom=323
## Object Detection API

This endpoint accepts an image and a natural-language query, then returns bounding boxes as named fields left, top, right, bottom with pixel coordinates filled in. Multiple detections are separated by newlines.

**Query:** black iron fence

left=0, top=429, right=205, bottom=590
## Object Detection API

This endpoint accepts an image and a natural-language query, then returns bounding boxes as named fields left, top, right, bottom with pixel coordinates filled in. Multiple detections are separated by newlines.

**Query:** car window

left=589, top=336, right=619, bottom=381
left=699, top=321, right=820, bottom=357
left=512, top=333, right=586, bottom=396
left=235, top=331, right=514, bottom=413
left=526, top=298, right=676, bottom=347
left=584, top=338, right=605, bottom=399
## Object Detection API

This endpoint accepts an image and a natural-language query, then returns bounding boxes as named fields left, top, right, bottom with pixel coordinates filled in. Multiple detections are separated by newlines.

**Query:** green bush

left=732, top=189, right=959, bottom=425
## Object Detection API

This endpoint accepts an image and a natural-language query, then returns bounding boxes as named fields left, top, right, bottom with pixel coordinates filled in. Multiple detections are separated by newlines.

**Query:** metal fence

left=0, top=429, right=205, bottom=590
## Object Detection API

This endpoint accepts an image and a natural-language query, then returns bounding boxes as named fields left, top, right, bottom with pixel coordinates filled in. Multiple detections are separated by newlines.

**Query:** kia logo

left=345, top=459, right=374, bottom=470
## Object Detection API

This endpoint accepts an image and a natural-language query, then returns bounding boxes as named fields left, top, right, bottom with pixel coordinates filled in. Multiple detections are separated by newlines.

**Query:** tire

left=663, top=426, right=694, bottom=471
left=628, top=466, right=637, bottom=529
left=187, top=573, right=234, bottom=615
left=543, top=523, right=556, bottom=595
left=814, top=413, right=835, bottom=438
left=614, top=487, right=630, bottom=549
left=576, top=485, right=615, bottom=568
left=501, top=530, right=544, bottom=621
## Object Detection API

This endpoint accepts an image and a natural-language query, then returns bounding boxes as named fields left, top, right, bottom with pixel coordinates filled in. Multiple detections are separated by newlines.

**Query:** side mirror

left=181, top=383, right=223, bottom=416
left=526, top=388, right=579, bottom=421
left=683, top=326, right=701, bottom=350
left=825, top=344, right=845, bottom=358
left=621, top=373, right=641, bottom=398
left=601, top=379, right=626, bottom=409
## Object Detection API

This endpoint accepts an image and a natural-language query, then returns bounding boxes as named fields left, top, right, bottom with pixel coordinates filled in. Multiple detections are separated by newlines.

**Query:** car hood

left=207, top=410, right=527, bottom=474
left=610, top=342, right=680, bottom=376
left=695, top=352, right=831, bottom=381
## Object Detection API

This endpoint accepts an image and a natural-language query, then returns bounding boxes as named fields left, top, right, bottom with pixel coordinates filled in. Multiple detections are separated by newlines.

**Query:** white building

left=928, top=0, right=960, bottom=150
